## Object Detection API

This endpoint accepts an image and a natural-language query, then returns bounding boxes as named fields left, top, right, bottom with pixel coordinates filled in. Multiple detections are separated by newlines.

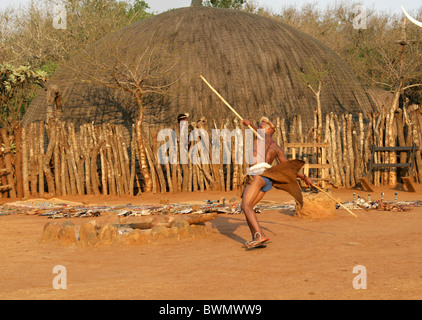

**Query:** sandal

left=242, top=232, right=271, bottom=249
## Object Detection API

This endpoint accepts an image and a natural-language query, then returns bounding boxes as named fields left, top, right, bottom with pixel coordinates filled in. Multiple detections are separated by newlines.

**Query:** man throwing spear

left=199, top=75, right=357, bottom=249
left=240, top=117, right=314, bottom=249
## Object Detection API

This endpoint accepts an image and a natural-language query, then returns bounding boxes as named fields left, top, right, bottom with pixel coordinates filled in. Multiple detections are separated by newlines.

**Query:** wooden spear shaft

left=312, top=184, right=358, bottom=218
left=200, top=75, right=263, bottom=140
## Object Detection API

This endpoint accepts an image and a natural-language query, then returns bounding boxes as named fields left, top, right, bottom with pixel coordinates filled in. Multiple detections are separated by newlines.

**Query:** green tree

left=204, top=0, right=245, bottom=10
left=0, top=64, right=47, bottom=132
left=125, top=0, right=153, bottom=21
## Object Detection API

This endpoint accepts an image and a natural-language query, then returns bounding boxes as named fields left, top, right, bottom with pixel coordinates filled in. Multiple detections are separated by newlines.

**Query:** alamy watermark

left=353, top=5, right=367, bottom=30
left=52, top=265, right=67, bottom=289
left=156, top=124, right=266, bottom=165
left=336, top=5, right=368, bottom=31
left=352, top=265, right=367, bottom=290
left=52, top=4, right=67, bottom=30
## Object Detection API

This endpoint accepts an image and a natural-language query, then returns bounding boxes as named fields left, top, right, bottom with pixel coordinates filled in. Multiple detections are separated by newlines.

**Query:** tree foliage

left=204, top=0, right=246, bottom=10
left=0, top=0, right=153, bottom=128
left=0, top=0, right=153, bottom=69
left=0, top=64, right=48, bottom=131
left=243, top=0, right=422, bottom=104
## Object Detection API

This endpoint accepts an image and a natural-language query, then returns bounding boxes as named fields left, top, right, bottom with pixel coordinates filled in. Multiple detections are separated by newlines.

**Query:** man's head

left=177, top=113, right=189, bottom=123
left=259, top=116, right=276, bottom=135
left=196, top=116, right=207, bottom=128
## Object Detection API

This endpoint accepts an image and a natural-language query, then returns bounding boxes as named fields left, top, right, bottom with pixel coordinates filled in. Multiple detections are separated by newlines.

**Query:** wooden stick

left=312, top=184, right=358, bottom=218
left=200, top=75, right=263, bottom=140
left=38, top=121, right=44, bottom=197
left=0, top=128, right=16, bottom=198
left=14, top=126, right=23, bottom=198
left=53, top=122, right=61, bottom=196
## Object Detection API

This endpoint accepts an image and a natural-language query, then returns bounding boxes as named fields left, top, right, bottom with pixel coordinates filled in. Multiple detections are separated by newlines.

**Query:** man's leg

left=252, top=191, right=265, bottom=212
left=240, top=176, right=268, bottom=241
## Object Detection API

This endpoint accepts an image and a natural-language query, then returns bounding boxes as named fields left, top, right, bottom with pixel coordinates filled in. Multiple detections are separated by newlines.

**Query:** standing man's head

left=177, top=113, right=189, bottom=124
left=259, top=116, right=276, bottom=135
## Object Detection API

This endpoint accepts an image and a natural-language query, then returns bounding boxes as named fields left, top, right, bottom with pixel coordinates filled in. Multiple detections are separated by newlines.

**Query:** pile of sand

left=295, top=193, right=337, bottom=219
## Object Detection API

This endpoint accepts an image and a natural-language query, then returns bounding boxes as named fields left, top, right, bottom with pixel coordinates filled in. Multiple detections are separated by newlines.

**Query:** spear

left=200, top=75, right=263, bottom=140
left=312, top=184, right=358, bottom=218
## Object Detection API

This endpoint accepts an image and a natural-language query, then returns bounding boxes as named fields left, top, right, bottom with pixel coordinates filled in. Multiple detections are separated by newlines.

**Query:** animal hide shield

left=260, top=160, right=305, bottom=208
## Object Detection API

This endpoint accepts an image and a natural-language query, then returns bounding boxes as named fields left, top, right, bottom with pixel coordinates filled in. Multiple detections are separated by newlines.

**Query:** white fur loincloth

left=246, top=162, right=272, bottom=175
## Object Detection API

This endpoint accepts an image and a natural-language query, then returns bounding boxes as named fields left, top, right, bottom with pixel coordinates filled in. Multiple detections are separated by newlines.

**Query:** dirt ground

left=0, top=184, right=421, bottom=300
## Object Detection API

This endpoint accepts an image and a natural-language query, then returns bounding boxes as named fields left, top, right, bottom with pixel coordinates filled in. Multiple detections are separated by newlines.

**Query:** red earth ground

left=0, top=184, right=421, bottom=300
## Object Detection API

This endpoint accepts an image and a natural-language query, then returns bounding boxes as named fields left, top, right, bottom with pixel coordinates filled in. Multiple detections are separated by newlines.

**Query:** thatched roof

left=366, top=87, right=394, bottom=112
left=23, top=6, right=375, bottom=131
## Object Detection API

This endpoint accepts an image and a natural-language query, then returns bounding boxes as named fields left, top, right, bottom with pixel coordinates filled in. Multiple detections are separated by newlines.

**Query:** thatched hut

left=366, top=87, right=395, bottom=113
left=23, top=4, right=375, bottom=133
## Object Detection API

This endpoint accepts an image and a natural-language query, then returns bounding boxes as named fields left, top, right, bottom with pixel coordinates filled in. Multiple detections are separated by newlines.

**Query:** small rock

left=172, top=219, right=190, bottom=230
left=150, top=224, right=171, bottom=239
left=98, top=224, right=118, bottom=245
left=62, top=221, right=75, bottom=228
left=171, top=219, right=192, bottom=239
left=79, top=222, right=98, bottom=247
left=122, top=216, right=154, bottom=229
left=42, top=222, right=61, bottom=242
left=122, top=229, right=149, bottom=245
left=58, top=223, right=77, bottom=246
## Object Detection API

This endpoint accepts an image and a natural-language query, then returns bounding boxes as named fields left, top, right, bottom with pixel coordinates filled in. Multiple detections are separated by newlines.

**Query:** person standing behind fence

left=177, top=113, right=191, bottom=192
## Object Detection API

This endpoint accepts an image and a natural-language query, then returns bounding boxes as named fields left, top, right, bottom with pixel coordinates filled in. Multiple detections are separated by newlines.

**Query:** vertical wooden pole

left=346, top=114, right=356, bottom=186
left=149, top=127, right=165, bottom=194
left=42, top=123, right=56, bottom=196
left=411, top=110, right=422, bottom=182
left=98, top=126, right=108, bottom=195
left=324, top=113, right=332, bottom=185
left=341, top=114, right=350, bottom=187
left=59, top=125, right=68, bottom=195
left=129, top=128, right=136, bottom=196
left=14, top=126, right=23, bottom=198
left=144, top=134, right=157, bottom=194
left=329, top=113, right=341, bottom=185
left=53, top=122, right=61, bottom=196
left=38, top=121, right=45, bottom=197
left=135, top=119, right=152, bottom=193
left=0, top=128, right=16, bottom=198
left=211, top=119, right=221, bottom=191
left=21, top=127, right=29, bottom=199
left=219, top=119, right=225, bottom=192
left=358, top=113, right=365, bottom=174
left=28, top=124, right=37, bottom=196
